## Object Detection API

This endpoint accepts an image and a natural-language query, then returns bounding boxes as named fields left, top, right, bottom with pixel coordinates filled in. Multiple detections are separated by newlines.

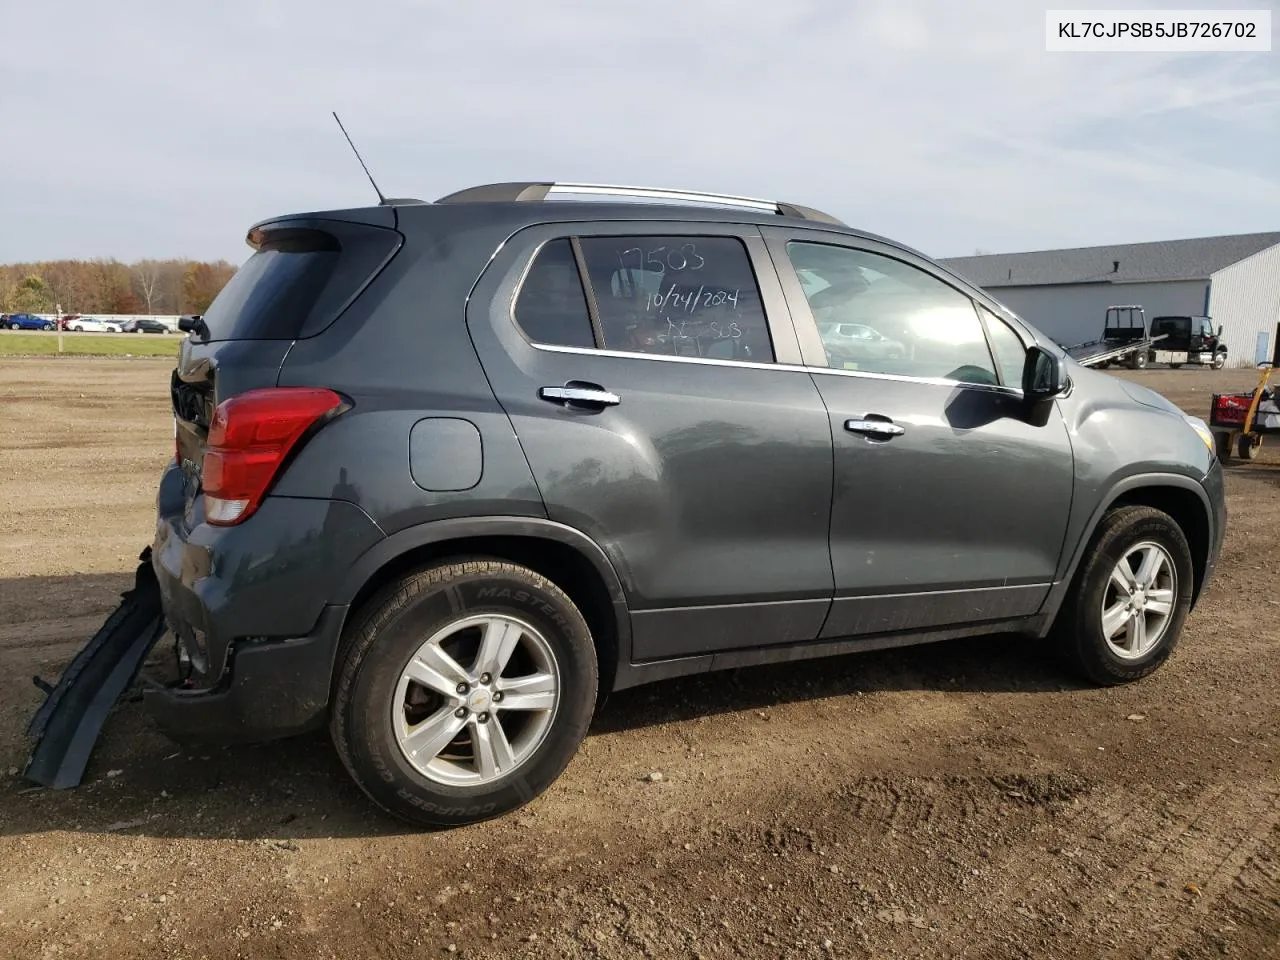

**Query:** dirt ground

left=0, top=357, right=1276, bottom=960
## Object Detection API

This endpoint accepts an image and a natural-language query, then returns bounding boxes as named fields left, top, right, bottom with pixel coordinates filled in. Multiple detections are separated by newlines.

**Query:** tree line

left=0, top=259, right=238, bottom=316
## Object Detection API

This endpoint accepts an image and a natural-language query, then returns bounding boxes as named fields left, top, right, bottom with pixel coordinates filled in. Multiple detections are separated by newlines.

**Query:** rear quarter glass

left=200, top=220, right=402, bottom=342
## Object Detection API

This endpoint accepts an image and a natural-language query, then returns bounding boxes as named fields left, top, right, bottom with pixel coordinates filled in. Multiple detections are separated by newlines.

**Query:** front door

left=467, top=222, right=835, bottom=661
left=763, top=230, right=1075, bottom=638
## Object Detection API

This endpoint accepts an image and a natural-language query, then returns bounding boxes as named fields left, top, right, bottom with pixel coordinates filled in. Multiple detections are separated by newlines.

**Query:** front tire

left=1053, top=505, right=1193, bottom=685
left=1238, top=435, right=1261, bottom=461
left=1212, top=353, right=1227, bottom=370
left=330, top=560, right=598, bottom=828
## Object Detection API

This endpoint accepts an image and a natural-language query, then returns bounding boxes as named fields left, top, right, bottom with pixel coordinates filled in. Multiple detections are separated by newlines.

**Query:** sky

left=1, top=0, right=1276, bottom=266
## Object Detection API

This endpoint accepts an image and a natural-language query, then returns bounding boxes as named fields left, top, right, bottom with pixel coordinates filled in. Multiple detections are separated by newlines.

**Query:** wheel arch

left=331, top=517, right=633, bottom=699
left=1040, top=473, right=1214, bottom=634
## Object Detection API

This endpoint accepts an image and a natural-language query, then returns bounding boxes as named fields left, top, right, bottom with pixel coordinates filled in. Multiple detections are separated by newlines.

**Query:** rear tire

left=1129, top=351, right=1148, bottom=370
left=330, top=560, right=598, bottom=828
left=1053, top=505, right=1193, bottom=686
left=1169, top=363, right=1182, bottom=369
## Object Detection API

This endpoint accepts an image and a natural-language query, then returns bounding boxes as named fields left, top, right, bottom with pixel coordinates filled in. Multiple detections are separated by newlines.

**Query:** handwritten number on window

left=618, top=243, right=706, bottom=278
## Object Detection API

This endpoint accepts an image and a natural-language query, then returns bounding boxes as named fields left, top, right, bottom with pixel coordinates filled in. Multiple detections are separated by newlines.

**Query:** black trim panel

left=612, top=618, right=1033, bottom=691
left=821, top=584, right=1047, bottom=638
left=631, top=598, right=831, bottom=660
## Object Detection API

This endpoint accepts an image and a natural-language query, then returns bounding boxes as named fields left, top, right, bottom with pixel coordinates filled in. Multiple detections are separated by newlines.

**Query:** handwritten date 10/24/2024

left=616, top=246, right=742, bottom=305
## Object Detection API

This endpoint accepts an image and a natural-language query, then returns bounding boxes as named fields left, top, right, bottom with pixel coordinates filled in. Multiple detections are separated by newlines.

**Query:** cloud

left=0, top=0, right=1274, bottom=263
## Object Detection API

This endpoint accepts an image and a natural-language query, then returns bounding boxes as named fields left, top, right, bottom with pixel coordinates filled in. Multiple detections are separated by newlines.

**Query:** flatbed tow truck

left=1060, top=305, right=1167, bottom=370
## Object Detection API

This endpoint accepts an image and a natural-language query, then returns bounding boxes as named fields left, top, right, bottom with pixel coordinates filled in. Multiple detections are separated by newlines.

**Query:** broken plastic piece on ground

left=23, top=547, right=166, bottom=790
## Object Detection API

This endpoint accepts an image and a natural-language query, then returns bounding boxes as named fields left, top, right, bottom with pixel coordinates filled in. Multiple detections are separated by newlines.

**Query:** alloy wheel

left=391, top=614, right=560, bottom=786
left=1100, top=541, right=1176, bottom=660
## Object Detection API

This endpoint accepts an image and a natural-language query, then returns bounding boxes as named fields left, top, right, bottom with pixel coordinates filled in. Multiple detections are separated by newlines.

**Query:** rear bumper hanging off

left=24, top=548, right=166, bottom=789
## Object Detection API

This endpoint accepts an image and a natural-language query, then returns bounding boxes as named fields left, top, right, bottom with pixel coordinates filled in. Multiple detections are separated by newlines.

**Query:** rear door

left=466, top=221, right=835, bottom=662
left=763, top=228, right=1075, bottom=638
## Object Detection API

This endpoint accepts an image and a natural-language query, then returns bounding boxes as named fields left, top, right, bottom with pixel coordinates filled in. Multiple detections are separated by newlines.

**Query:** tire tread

left=329, top=559, right=594, bottom=827
left=1054, top=505, right=1193, bottom=686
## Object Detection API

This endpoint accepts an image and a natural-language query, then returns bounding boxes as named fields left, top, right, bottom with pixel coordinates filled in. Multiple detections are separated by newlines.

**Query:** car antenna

left=332, top=111, right=388, bottom=205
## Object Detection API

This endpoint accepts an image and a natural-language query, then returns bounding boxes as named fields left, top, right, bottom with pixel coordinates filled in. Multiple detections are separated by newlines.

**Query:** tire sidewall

left=1075, top=512, right=1193, bottom=682
left=339, top=567, right=597, bottom=827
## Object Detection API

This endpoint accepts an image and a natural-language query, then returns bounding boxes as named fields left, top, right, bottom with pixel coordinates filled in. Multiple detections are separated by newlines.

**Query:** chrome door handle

left=845, top=418, right=905, bottom=438
left=539, top=383, right=621, bottom=408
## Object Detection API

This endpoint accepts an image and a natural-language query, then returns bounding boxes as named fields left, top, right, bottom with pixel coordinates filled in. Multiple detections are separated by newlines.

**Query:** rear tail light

left=201, top=387, right=347, bottom=526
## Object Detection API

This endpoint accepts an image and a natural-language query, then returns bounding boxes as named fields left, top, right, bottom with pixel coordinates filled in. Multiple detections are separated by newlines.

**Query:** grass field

left=0, top=331, right=180, bottom=357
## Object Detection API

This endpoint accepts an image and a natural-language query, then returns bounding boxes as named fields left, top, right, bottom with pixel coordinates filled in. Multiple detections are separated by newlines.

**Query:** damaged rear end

left=24, top=550, right=165, bottom=788
left=25, top=207, right=401, bottom=786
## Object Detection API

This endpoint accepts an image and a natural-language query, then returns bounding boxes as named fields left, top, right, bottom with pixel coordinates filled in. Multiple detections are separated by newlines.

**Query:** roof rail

left=434, top=181, right=846, bottom=226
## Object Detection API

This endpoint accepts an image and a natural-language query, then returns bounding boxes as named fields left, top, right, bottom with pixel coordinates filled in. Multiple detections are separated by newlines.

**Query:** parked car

left=67, top=317, right=122, bottom=333
left=121, top=318, right=171, bottom=334
left=4, top=313, right=55, bottom=331
left=818, top=321, right=907, bottom=365
left=34, top=180, right=1227, bottom=828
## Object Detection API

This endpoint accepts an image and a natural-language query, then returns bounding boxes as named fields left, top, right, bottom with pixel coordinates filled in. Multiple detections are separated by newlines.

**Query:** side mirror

left=1022, top=345, right=1067, bottom=401
left=1217, top=324, right=1223, bottom=338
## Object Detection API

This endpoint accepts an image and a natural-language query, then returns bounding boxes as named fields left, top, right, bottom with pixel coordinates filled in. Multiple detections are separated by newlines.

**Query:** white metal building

left=940, top=232, right=1280, bottom=365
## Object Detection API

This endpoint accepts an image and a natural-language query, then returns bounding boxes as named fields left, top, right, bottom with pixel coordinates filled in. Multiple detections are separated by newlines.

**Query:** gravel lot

left=0, top=358, right=1276, bottom=959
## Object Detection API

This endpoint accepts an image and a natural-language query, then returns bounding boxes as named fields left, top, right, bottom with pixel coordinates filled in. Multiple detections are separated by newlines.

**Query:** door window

left=512, top=239, right=597, bottom=349
left=786, top=242, right=998, bottom=385
left=576, top=236, right=774, bottom=362
left=512, top=235, right=775, bottom=363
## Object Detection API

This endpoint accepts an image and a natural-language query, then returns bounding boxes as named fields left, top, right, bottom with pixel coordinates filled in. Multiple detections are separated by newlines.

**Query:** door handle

left=845, top=417, right=905, bottom=439
left=539, top=381, right=621, bottom=409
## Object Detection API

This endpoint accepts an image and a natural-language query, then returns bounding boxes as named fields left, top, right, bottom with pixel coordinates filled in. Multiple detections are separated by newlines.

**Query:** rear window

left=200, top=222, right=401, bottom=342
left=1151, top=316, right=1189, bottom=336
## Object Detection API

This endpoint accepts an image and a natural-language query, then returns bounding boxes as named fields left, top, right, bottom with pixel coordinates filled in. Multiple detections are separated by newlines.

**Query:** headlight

left=1184, top=415, right=1215, bottom=453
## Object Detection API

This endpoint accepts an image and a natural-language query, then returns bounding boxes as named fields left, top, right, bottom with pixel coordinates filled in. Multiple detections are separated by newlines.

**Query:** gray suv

left=50, top=182, right=1229, bottom=826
